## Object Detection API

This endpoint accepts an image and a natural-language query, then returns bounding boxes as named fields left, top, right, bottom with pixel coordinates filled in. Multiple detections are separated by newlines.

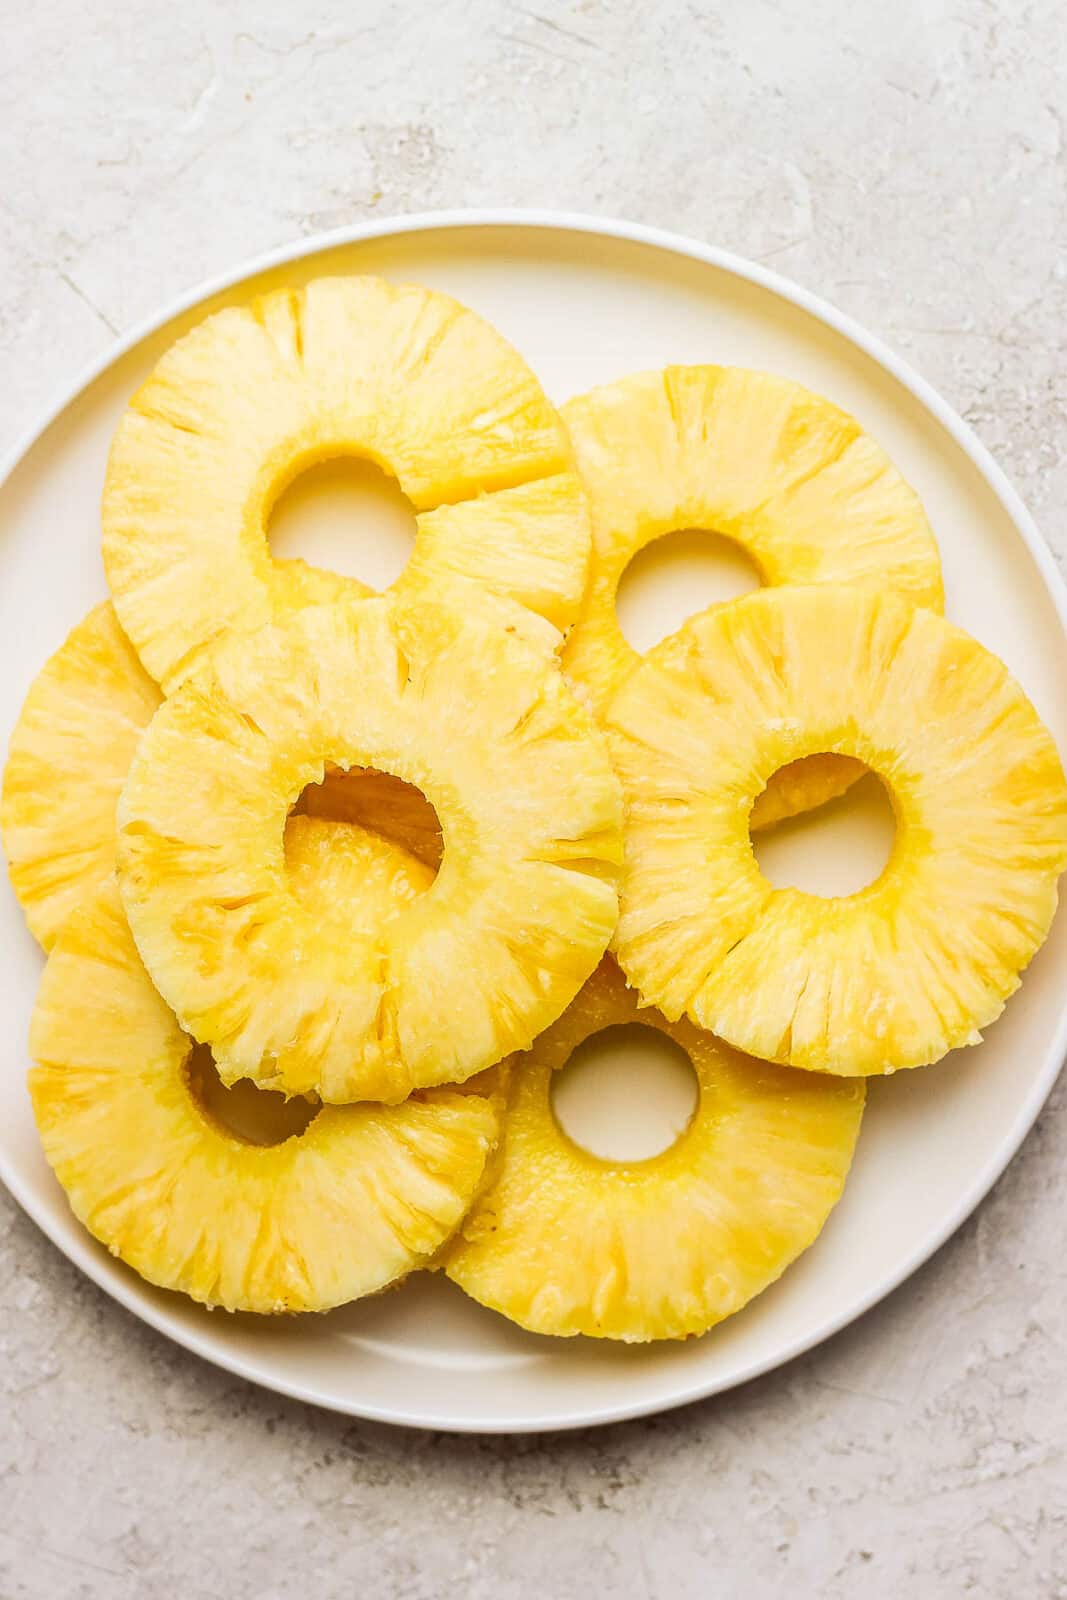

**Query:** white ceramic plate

left=3, top=213, right=1066, bottom=1434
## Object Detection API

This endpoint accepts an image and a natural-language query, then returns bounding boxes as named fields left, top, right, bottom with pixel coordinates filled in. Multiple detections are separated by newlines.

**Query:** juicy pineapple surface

left=607, top=585, right=1067, bottom=1076
left=1, top=586, right=373, bottom=953
left=562, top=366, right=944, bottom=830
left=103, top=274, right=590, bottom=692
left=117, top=588, right=623, bottom=1105
left=284, top=813, right=437, bottom=934
left=445, top=959, right=864, bottom=1340
left=1, top=602, right=161, bottom=950
left=30, top=879, right=503, bottom=1314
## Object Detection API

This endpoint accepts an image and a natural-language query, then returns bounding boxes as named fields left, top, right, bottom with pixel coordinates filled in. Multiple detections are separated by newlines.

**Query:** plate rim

left=3, top=207, right=1066, bottom=1434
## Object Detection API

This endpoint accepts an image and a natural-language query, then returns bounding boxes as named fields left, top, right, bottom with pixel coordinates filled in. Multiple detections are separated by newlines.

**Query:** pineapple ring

left=1, top=587, right=374, bottom=952
left=117, top=588, right=623, bottom=1105
left=29, top=880, right=504, bottom=1315
left=103, top=274, right=591, bottom=692
left=608, top=585, right=1067, bottom=1076
left=444, top=960, right=864, bottom=1341
left=562, top=366, right=944, bottom=830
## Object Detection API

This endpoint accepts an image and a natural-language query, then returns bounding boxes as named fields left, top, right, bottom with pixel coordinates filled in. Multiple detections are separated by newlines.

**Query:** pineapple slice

left=2, top=583, right=371, bottom=951
left=117, top=588, right=623, bottom=1105
left=562, top=366, right=944, bottom=829
left=30, top=879, right=503, bottom=1314
left=607, top=585, right=1067, bottom=1075
left=445, top=959, right=864, bottom=1340
left=103, top=276, right=590, bottom=692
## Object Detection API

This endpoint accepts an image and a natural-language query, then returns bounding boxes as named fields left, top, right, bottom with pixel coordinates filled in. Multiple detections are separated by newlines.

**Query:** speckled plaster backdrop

left=2, top=3, right=1066, bottom=1596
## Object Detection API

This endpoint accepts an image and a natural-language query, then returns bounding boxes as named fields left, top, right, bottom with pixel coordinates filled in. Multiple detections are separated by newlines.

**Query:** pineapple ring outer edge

left=607, top=583, right=1067, bottom=1078
left=101, top=274, right=591, bottom=694
left=443, top=958, right=865, bottom=1342
left=0, top=600, right=163, bottom=952
left=561, top=364, right=945, bottom=832
left=27, top=878, right=507, bottom=1316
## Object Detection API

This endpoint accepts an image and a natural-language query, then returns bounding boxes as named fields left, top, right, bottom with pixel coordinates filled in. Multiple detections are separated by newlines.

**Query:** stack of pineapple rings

left=4, top=276, right=1066, bottom=1342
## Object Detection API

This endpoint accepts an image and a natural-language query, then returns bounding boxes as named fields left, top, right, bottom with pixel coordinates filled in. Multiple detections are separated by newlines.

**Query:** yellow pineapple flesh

left=607, top=585, right=1067, bottom=1074
left=103, top=275, right=589, bottom=692
left=562, top=366, right=944, bottom=830
left=117, top=587, right=623, bottom=1104
left=30, top=879, right=504, bottom=1314
left=444, top=959, right=864, bottom=1340
left=284, top=813, right=436, bottom=931
left=1, top=602, right=161, bottom=949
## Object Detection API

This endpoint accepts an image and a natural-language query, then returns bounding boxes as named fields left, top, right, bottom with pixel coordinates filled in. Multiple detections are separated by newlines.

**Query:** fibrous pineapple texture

left=30, top=880, right=503, bottom=1314
left=284, top=813, right=436, bottom=934
left=607, top=585, right=1067, bottom=1075
left=563, top=366, right=943, bottom=829
left=117, top=588, right=623, bottom=1105
left=103, top=275, right=590, bottom=692
left=1, top=602, right=161, bottom=949
left=445, top=959, right=864, bottom=1340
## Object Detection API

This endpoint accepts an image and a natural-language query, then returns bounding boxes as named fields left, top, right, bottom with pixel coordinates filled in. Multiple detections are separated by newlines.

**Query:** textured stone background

left=2, top=2, right=1065, bottom=1595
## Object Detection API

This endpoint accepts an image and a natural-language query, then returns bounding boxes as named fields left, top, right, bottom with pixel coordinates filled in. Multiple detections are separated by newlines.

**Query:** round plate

left=2, top=212, right=1066, bottom=1434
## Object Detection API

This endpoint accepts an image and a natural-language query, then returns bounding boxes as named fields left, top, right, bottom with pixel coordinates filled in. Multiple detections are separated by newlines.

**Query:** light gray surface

left=2, top=3, right=1066, bottom=1595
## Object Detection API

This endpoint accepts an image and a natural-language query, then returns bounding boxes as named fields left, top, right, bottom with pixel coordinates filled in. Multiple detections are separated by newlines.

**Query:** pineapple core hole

left=267, top=456, right=417, bottom=590
left=753, top=769, right=896, bottom=897
left=616, top=529, right=762, bottom=655
left=184, top=1043, right=318, bottom=1147
left=551, top=1024, right=699, bottom=1162
left=291, top=767, right=443, bottom=875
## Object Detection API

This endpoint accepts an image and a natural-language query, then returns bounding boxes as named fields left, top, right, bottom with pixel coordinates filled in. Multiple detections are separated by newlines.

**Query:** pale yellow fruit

left=117, top=588, right=623, bottom=1104
left=563, top=366, right=943, bottom=829
left=103, top=275, right=590, bottom=691
left=30, top=880, right=503, bottom=1314
left=607, top=585, right=1067, bottom=1075
left=445, top=959, right=864, bottom=1340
